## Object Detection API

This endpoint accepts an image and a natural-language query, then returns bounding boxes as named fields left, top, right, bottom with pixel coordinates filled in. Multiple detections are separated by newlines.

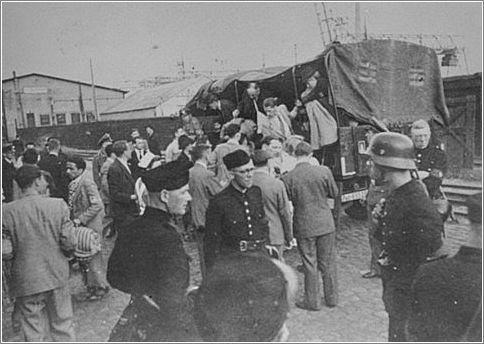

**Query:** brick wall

left=17, top=116, right=218, bottom=150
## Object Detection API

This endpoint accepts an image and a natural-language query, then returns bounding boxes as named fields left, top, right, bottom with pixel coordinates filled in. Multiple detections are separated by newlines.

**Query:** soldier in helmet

left=364, top=132, right=443, bottom=342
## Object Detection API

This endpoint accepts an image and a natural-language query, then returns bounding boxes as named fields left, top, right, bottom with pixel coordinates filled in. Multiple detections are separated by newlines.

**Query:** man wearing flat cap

left=107, top=161, right=198, bottom=342
left=92, top=133, right=113, bottom=192
left=204, top=149, right=273, bottom=270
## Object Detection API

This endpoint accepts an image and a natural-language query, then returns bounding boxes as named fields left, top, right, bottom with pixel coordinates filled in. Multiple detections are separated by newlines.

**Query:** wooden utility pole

left=322, top=3, right=333, bottom=42
left=90, top=59, right=99, bottom=121
left=2, top=88, right=9, bottom=140
left=78, top=84, right=85, bottom=119
left=355, top=3, right=362, bottom=41
left=294, top=44, right=298, bottom=64
left=12, top=71, right=25, bottom=128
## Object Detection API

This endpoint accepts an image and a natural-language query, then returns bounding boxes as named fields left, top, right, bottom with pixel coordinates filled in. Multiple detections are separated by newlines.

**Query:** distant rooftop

left=2, top=72, right=128, bottom=94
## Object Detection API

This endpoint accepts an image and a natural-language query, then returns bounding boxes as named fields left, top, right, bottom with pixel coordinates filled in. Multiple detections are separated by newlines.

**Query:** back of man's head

left=23, top=149, right=39, bottom=165
left=178, top=135, right=194, bottom=151
left=48, top=138, right=61, bottom=152
left=112, top=140, right=128, bottom=158
left=225, top=123, right=241, bottom=139
left=190, top=144, right=210, bottom=162
left=194, top=254, right=291, bottom=342
left=294, top=141, right=313, bottom=157
left=105, top=143, right=114, bottom=157
left=15, top=165, right=42, bottom=190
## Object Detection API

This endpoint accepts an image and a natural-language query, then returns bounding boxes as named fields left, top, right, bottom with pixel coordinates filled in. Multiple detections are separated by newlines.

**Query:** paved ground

left=2, top=213, right=469, bottom=342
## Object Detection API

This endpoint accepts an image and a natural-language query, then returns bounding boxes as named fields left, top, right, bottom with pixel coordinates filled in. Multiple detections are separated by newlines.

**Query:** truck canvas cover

left=324, top=39, right=449, bottom=125
left=187, top=39, right=449, bottom=126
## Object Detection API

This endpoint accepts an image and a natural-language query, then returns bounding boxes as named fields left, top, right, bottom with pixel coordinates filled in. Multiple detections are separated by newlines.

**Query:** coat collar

left=114, top=158, right=135, bottom=184
left=143, top=206, right=172, bottom=223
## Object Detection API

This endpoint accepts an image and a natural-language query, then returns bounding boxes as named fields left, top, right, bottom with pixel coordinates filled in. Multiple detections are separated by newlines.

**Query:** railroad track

left=442, top=179, right=482, bottom=216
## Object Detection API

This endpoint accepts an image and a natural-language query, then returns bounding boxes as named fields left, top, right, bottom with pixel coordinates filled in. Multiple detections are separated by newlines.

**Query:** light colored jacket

left=70, top=172, right=105, bottom=233
left=282, top=162, right=338, bottom=238
left=188, top=162, right=223, bottom=228
left=252, top=170, right=293, bottom=245
left=100, top=157, right=115, bottom=204
left=208, top=140, right=248, bottom=186
left=2, top=193, right=77, bottom=297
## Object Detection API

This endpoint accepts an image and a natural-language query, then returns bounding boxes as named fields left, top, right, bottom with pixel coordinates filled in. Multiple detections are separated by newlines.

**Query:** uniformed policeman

left=107, top=160, right=198, bottom=342
left=204, top=149, right=273, bottom=270
left=410, top=119, right=448, bottom=199
left=365, top=132, right=443, bottom=342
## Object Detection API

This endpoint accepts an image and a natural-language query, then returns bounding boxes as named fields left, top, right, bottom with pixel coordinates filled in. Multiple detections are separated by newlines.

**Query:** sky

left=2, top=1, right=482, bottom=89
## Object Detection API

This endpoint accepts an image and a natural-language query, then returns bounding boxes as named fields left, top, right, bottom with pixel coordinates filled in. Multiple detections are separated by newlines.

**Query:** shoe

left=362, top=271, right=381, bottom=279
left=295, top=301, right=321, bottom=311
left=296, top=264, right=305, bottom=273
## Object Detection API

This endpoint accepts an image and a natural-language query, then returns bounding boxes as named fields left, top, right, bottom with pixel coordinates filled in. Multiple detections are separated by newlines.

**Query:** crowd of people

left=1, top=70, right=481, bottom=342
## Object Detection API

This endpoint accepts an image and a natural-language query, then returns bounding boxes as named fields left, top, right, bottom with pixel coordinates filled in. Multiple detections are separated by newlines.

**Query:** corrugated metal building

left=2, top=73, right=127, bottom=141
left=100, top=76, right=211, bottom=121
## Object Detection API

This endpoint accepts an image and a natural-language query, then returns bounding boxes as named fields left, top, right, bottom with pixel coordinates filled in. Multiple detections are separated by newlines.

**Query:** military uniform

left=107, top=207, right=199, bottom=342
left=374, top=179, right=443, bottom=341
left=415, top=143, right=447, bottom=199
left=204, top=183, right=270, bottom=270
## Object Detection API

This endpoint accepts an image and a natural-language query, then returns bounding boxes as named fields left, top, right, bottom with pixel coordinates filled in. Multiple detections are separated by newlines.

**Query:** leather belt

left=239, top=240, right=265, bottom=252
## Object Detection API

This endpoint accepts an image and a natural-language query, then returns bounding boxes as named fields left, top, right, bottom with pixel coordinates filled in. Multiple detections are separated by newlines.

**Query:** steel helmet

left=365, top=132, right=416, bottom=170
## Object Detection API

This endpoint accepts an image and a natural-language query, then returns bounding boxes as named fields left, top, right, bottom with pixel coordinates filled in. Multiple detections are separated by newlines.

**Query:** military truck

left=187, top=39, right=450, bottom=225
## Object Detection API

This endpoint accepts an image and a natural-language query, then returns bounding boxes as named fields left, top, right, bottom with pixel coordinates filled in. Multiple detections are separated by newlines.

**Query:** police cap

left=223, top=149, right=250, bottom=170
left=141, top=160, right=189, bottom=192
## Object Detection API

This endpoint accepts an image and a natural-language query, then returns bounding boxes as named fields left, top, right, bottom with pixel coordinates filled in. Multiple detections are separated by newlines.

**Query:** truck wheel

left=344, top=200, right=368, bottom=220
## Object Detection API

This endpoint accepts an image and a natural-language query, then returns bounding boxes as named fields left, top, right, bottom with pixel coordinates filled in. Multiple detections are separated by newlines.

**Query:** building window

left=86, top=111, right=95, bottom=122
left=71, top=112, right=81, bottom=124
left=26, top=112, right=36, bottom=128
left=39, top=114, right=51, bottom=126
left=56, top=113, right=66, bottom=125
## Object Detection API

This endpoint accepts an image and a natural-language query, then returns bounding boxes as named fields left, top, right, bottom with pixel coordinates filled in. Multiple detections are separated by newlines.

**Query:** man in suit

left=130, top=136, right=147, bottom=180
left=66, top=155, right=109, bottom=301
left=176, top=135, right=195, bottom=169
left=38, top=138, right=69, bottom=201
left=406, top=192, right=481, bottom=342
left=204, top=149, right=274, bottom=270
left=252, top=150, right=293, bottom=261
left=233, top=82, right=265, bottom=123
left=282, top=141, right=339, bottom=311
left=206, top=94, right=236, bottom=125
left=2, top=144, right=17, bottom=202
left=107, top=161, right=198, bottom=341
left=2, top=165, right=78, bottom=341
left=189, top=144, right=223, bottom=278
left=92, top=133, right=113, bottom=192
left=108, top=140, right=138, bottom=238
left=146, top=125, right=162, bottom=156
